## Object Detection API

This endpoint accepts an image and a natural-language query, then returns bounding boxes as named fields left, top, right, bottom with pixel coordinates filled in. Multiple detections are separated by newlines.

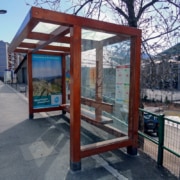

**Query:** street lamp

left=0, top=10, right=7, bottom=14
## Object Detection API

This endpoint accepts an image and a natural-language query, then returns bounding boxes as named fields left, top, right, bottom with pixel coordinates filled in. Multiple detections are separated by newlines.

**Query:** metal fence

left=138, top=108, right=180, bottom=178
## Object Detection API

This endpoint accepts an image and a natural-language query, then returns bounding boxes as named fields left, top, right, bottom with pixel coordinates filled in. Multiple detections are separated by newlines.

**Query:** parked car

left=144, top=112, right=159, bottom=136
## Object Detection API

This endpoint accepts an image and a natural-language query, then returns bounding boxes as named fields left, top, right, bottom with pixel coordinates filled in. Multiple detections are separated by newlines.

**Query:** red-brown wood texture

left=62, top=55, right=66, bottom=105
left=128, top=36, right=141, bottom=147
left=70, top=25, right=81, bottom=163
left=27, top=53, right=33, bottom=118
left=81, top=137, right=132, bottom=158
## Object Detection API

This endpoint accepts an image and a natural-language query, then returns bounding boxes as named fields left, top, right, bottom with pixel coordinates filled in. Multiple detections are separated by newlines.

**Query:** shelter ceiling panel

left=9, top=19, right=39, bottom=53
left=32, top=22, right=61, bottom=34
left=49, top=42, right=70, bottom=47
left=31, top=26, right=70, bottom=53
left=23, top=39, right=42, bottom=44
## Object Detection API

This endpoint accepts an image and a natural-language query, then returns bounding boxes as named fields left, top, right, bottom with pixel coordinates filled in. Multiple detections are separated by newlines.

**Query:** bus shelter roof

left=8, top=6, right=141, bottom=55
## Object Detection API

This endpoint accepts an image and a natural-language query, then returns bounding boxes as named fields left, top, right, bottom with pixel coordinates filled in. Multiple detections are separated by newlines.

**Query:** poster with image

left=32, top=54, right=62, bottom=109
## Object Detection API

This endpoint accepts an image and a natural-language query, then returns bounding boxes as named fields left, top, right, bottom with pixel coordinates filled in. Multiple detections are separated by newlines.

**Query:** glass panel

left=32, top=22, right=60, bottom=34
left=82, top=29, right=115, bottom=41
left=23, top=39, right=41, bottom=44
left=49, top=42, right=70, bottom=47
left=39, top=49, right=65, bottom=53
left=81, top=28, right=131, bottom=146
left=16, top=47, right=30, bottom=50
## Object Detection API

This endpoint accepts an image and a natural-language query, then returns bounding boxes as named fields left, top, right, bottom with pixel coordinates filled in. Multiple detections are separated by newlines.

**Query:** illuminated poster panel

left=115, top=65, right=130, bottom=106
left=32, top=54, right=62, bottom=109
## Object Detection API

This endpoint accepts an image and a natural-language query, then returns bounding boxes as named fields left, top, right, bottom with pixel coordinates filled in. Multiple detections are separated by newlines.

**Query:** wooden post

left=95, top=42, right=103, bottom=121
left=127, top=36, right=141, bottom=155
left=70, top=25, right=81, bottom=171
left=62, top=54, right=66, bottom=114
left=27, top=53, right=33, bottom=119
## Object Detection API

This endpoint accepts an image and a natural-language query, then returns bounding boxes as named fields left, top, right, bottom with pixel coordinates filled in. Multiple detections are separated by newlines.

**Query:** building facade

left=0, top=40, right=24, bottom=81
left=0, top=41, right=8, bottom=80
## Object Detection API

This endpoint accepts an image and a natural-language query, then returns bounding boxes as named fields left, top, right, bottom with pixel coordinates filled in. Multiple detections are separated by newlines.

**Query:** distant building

left=0, top=41, right=8, bottom=80
left=14, top=56, right=27, bottom=84
left=141, top=43, right=180, bottom=91
left=0, top=40, right=24, bottom=81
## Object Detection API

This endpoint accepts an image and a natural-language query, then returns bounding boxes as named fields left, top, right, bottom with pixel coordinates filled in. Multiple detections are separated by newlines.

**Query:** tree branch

left=74, top=0, right=93, bottom=15
left=166, top=0, right=180, bottom=8
left=143, top=25, right=180, bottom=42
left=142, top=39, right=155, bottom=64
left=137, top=0, right=159, bottom=20
left=105, top=0, right=129, bottom=21
left=115, top=6, right=129, bottom=20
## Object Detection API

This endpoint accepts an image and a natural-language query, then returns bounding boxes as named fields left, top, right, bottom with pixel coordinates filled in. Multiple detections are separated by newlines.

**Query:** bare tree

left=26, top=0, right=180, bottom=132
left=27, top=0, right=180, bottom=56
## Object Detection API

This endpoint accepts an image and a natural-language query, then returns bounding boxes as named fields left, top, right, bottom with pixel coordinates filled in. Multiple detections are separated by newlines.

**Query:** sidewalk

left=0, top=81, right=177, bottom=180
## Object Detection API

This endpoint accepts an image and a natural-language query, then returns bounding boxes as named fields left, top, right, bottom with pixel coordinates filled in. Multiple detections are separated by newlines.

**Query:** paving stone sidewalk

left=0, top=81, right=177, bottom=180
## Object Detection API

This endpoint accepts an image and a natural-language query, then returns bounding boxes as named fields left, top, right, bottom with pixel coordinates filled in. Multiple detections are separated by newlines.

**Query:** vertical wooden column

left=70, top=25, right=81, bottom=171
left=62, top=54, right=66, bottom=114
left=127, top=35, right=141, bottom=155
left=95, top=42, right=103, bottom=121
left=27, top=53, right=33, bottom=119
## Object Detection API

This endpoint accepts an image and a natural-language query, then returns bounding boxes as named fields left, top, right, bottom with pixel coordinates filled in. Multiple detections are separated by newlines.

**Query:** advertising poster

left=115, top=65, right=130, bottom=105
left=32, top=54, right=62, bottom=109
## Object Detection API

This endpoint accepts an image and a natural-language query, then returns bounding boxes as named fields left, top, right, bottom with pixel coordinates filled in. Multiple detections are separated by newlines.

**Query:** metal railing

left=138, top=108, right=180, bottom=178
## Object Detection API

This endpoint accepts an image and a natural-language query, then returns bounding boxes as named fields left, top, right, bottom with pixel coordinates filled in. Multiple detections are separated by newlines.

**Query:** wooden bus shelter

left=9, top=7, right=141, bottom=171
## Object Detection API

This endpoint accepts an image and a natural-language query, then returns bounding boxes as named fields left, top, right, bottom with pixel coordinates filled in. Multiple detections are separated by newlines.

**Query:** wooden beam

left=14, top=49, right=29, bottom=53
left=62, top=55, right=66, bottom=105
left=19, top=42, right=70, bottom=52
left=14, top=48, right=69, bottom=55
left=81, top=137, right=132, bottom=158
left=81, top=108, right=113, bottom=124
left=27, top=32, right=70, bottom=44
left=32, top=106, right=66, bottom=113
left=31, top=7, right=141, bottom=36
left=81, top=97, right=113, bottom=113
left=9, top=10, right=39, bottom=53
left=82, top=35, right=129, bottom=52
left=80, top=113, right=126, bottom=136
left=64, top=106, right=126, bottom=137
left=31, top=26, right=70, bottom=53
left=95, top=42, right=103, bottom=121
left=27, top=53, right=33, bottom=119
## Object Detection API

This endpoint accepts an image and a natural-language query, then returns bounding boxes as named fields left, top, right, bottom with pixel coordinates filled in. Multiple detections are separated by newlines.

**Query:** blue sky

left=0, top=0, right=34, bottom=43
left=0, top=0, right=72, bottom=43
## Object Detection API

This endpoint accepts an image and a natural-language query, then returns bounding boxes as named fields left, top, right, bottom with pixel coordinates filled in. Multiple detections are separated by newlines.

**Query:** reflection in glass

left=81, top=29, right=131, bottom=145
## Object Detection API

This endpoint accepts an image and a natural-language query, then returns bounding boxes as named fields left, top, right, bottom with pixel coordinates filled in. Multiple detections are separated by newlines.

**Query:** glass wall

left=81, top=28, right=131, bottom=145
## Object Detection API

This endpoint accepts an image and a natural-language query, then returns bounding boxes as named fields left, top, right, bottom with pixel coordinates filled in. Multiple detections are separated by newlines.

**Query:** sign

left=32, top=54, right=62, bottom=109
left=115, top=65, right=130, bottom=106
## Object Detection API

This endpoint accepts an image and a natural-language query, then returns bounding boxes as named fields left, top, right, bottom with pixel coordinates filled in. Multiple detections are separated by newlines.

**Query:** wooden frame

left=9, top=7, right=141, bottom=171
left=27, top=52, right=66, bottom=119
